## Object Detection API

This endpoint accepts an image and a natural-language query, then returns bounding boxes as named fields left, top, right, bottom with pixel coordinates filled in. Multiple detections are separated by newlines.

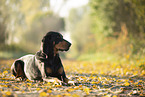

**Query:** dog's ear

left=41, top=33, right=54, bottom=58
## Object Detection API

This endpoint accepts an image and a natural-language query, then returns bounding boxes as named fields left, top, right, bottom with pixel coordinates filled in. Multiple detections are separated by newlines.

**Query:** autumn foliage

left=0, top=58, right=144, bottom=97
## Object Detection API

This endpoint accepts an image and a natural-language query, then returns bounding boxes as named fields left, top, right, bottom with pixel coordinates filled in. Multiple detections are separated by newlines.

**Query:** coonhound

left=11, top=31, right=71, bottom=83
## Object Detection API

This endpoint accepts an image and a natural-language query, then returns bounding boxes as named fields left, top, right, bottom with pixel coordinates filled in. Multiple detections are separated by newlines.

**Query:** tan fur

left=46, top=67, right=52, bottom=74
left=58, top=67, right=63, bottom=74
left=16, top=63, right=24, bottom=78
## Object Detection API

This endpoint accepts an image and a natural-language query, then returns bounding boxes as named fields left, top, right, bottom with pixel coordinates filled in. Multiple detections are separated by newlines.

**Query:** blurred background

left=0, top=0, right=144, bottom=62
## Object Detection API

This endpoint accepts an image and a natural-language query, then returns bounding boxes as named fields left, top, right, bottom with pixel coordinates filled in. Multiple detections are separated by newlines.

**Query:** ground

left=0, top=59, right=145, bottom=97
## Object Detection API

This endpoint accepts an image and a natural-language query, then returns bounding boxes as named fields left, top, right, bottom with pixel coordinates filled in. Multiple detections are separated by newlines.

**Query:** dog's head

left=41, top=31, right=71, bottom=56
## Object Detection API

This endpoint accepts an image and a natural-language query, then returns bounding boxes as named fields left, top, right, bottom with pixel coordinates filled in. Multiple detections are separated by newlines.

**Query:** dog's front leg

left=57, top=67, right=68, bottom=83
left=61, top=71, right=69, bottom=84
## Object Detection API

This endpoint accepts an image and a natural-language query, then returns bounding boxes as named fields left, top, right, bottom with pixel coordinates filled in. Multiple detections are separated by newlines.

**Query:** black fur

left=11, top=31, right=71, bottom=83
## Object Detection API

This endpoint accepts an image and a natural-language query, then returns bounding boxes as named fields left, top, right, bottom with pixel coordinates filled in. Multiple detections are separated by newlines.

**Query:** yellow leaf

left=22, top=91, right=25, bottom=93
left=4, top=82, right=9, bottom=84
left=67, top=88, right=74, bottom=92
left=133, top=71, right=138, bottom=75
left=3, top=71, right=8, bottom=74
left=25, top=79, right=33, bottom=82
left=47, top=82, right=51, bottom=85
left=3, top=85, right=8, bottom=87
left=126, top=55, right=130, bottom=59
left=47, top=89, right=52, bottom=93
left=101, top=71, right=105, bottom=74
left=141, top=70, right=145, bottom=76
left=14, top=86, right=20, bottom=90
left=36, top=88, right=41, bottom=91
left=72, top=94, right=80, bottom=97
left=112, top=95, right=117, bottom=97
left=98, top=77, right=102, bottom=81
left=90, top=76, right=97, bottom=80
left=113, top=78, right=116, bottom=81
left=39, top=92, right=47, bottom=97
left=116, top=65, right=121, bottom=69
left=63, top=93, right=71, bottom=96
left=125, top=79, right=129, bottom=82
left=91, top=81, right=98, bottom=84
left=83, top=87, right=90, bottom=95
left=134, top=82, right=138, bottom=85
left=54, top=95, right=62, bottom=97
left=26, top=79, right=30, bottom=82
left=139, top=80, right=143, bottom=83
left=92, top=85, right=96, bottom=88
left=124, top=82, right=130, bottom=86
left=55, top=85, right=62, bottom=87
left=27, top=83, right=32, bottom=86
left=5, top=91, right=11, bottom=95
left=74, top=86, right=79, bottom=90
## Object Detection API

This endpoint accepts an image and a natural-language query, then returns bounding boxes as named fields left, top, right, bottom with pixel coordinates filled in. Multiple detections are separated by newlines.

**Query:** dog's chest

left=50, top=64, right=59, bottom=73
left=45, top=62, right=62, bottom=76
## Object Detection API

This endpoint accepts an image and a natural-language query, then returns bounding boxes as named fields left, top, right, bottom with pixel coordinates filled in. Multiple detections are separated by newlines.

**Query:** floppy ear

left=41, top=34, right=54, bottom=58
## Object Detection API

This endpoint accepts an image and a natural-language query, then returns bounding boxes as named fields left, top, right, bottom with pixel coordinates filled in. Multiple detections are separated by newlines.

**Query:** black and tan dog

left=11, top=31, right=71, bottom=83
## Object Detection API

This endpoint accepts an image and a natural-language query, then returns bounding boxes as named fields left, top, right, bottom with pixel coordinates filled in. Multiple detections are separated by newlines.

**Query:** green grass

left=0, top=51, right=28, bottom=59
left=78, top=52, right=121, bottom=63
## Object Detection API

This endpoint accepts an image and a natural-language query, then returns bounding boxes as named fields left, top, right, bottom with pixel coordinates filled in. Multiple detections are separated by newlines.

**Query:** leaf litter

left=0, top=59, right=145, bottom=97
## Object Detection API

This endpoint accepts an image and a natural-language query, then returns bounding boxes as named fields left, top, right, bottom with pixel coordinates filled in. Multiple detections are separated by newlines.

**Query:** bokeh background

left=0, top=0, right=144, bottom=62
left=0, top=1, right=145, bottom=96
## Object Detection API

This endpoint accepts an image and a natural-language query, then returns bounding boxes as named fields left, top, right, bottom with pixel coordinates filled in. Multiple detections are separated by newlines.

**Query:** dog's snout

left=64, top=40, right=71, bottom=51
left=66, top=40, right=71, bottom=47
left=55, top=38, right=71, bottom=51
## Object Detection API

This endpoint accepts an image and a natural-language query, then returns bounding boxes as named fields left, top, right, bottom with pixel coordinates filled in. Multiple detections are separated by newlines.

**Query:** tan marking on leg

left=46, top=67, right=52, bottom=74
left=58, top=67, right=63, bottom=74
left=16, top=63, right=24, bottom=78
left=64, top=78, right=69, bottom=83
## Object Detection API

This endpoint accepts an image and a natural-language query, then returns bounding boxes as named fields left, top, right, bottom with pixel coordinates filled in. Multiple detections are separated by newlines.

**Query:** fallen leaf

left=5, top=91, right=12, bottom=95
left=83, top=87, right=90, bottom=95
left=124, top=82, right=130, bottom=86
left=39, top=92, right=47, bottom=97
left=47, top=89, right=52, bottom=93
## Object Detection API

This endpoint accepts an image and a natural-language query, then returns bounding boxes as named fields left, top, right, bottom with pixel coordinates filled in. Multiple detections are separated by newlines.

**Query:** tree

left=0, top=0, right=65, bottom=53
left=90, top=0, right=145, bottom=37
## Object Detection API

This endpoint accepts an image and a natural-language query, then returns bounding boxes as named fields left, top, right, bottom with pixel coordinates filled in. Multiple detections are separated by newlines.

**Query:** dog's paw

left=64, top=78, right=69, bottom=83
left=61, top=78, right=70, bottom=86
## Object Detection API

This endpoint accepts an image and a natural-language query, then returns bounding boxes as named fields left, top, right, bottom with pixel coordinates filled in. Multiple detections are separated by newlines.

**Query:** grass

left=0, top=51, right=31, bottom=59
left=78, top=52, right=119, bottom=63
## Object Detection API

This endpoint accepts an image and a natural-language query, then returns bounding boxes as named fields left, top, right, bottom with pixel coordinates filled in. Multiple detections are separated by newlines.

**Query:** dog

left=11, top=31, right=71, bottom=83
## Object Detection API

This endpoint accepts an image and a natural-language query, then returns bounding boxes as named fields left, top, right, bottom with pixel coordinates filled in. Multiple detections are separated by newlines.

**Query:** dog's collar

left=35, top=51, right=48, bottom=61
left=35, top=51, right=59, bottom=62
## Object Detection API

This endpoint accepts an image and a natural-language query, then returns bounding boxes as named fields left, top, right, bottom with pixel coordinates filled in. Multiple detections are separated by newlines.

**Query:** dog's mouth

left=58, top=47, right=70, bottom=51
left=55, top=40, right=71, bottom=52
left=57, top=44, right=71, bottom=51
